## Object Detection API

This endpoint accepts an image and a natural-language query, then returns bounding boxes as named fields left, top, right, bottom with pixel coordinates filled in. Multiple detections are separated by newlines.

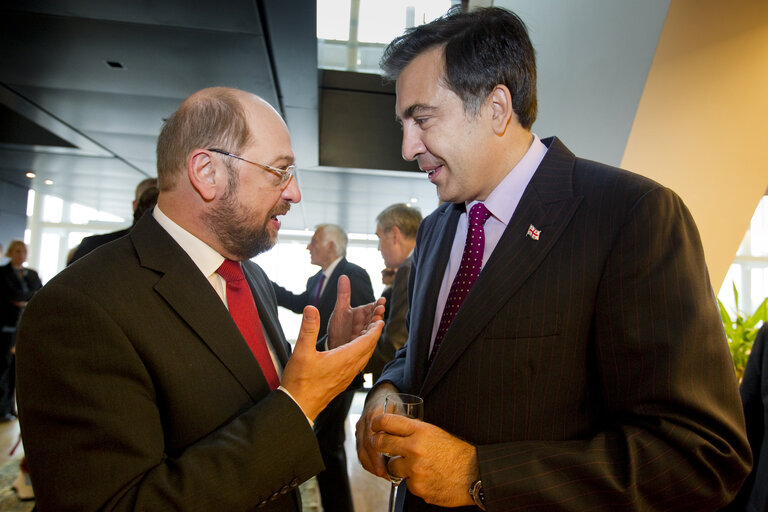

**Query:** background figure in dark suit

left=272, top=223, right=374, bottom=512
left=0, top=240, right=42, bottom=421
left=16, top=87, right=384, bottom=511
left=723, top=323, right=768, bottom=512
left=356, top=7, right=750, bottom=511
left=67, top=177, right=158, bottom=265
left=365, top=203, right=422, bottom=383
left=379, top=267, right=396, bottom=322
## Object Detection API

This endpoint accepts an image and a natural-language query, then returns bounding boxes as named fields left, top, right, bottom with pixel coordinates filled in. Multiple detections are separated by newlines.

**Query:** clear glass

left=207, top=149, right=295, bottom=187
left=383, top=393, right=423, bottom=512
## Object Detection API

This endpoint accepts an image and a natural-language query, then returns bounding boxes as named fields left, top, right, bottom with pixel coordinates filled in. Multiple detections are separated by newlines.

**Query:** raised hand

left=281, top=306, right=383, bottom=421
left=327, top=274, right=386, bottom=349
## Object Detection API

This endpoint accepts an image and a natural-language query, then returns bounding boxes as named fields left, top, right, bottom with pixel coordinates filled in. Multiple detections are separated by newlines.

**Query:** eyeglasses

left=208, top=148, right=295, bottom=187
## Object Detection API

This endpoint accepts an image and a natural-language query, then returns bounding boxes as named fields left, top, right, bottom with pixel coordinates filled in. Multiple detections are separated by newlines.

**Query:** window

left=718, top=195, right=768, bottom=316
left=317, top=0, right=456, bottom=74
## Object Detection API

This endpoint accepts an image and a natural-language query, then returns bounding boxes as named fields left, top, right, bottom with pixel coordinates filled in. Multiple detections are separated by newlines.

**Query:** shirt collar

left=323, top=256, right=343, bottom=278
left=466, top=133, right=548, bottom=225
left=152, top=205, right=226, bottom=278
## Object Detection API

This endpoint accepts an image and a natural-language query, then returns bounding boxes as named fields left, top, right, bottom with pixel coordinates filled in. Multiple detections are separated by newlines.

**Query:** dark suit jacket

left=272, top=258, right=374, bottom=339
left=379, top=137, right=751, bottom=511
left=16, top=213, right=323, bottom=511
left=67, top=227, right=130, bottom=265
left=365, top=256, right=411, bottom=382
left=0, top=263, right=42, bottom=329
left=724, top=324, right=768, bottom=512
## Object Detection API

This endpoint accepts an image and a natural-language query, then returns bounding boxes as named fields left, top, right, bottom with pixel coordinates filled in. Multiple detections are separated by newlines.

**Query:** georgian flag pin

left=526, top=224, right=541, bottom=240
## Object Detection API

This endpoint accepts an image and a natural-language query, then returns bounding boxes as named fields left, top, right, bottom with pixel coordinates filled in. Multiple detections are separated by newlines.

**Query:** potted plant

left=718, top=282, right=768, bottom=382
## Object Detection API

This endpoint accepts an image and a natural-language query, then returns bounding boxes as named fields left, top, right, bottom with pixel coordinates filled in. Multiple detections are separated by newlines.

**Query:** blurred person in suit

left=380, top=267, right=396, bottom=321
left=16, top=87, right=384, bottom=511
left=356, top=7, right=751, bottom=511
left=272, top=223, right=374, bottom=512
left=723, top=322, right=768, bottom=512
left=67, top=177, right=158, bottom=265
left=365, top=203, right=422, bottom=383
left=0, top=240, right=42, bottom=421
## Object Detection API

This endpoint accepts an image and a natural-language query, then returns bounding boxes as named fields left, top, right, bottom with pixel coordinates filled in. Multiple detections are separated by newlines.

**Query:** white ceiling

left=0, top=0, right=671, bottom=236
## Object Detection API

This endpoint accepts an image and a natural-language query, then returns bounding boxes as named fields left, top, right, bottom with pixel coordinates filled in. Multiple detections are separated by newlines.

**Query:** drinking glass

left=382, top=393, right=424, bottom=512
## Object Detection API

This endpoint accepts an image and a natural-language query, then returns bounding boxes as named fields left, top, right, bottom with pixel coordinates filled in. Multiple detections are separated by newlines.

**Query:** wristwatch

left=469, top=479, right=486, bottom=510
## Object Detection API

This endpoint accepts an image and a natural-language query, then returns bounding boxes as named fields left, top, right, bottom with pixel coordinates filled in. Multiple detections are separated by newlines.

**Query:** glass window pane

left=718, top=264, right=742, bottom=314
left=358, top=0, right=452, bottom=44
left=42, top=195, right=63, bottom=223
left=317, top=0, right=352, bottom=40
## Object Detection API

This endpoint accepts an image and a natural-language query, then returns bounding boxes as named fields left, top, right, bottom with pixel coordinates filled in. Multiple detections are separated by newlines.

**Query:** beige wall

left=621, top=0, right=768, bottom=290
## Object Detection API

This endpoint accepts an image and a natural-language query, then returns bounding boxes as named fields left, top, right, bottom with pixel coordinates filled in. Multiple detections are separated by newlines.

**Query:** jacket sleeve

left=365, top=262, right=411, bottom=377
left=271, top=279, right=311, bottom=314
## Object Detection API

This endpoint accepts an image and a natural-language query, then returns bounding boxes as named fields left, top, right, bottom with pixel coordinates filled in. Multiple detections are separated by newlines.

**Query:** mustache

left=268, top=201, right=291, bottom=217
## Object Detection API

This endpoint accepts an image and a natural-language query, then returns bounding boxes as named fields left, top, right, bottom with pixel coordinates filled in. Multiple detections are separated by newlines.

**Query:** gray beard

left=202, top=190, right=277, bottom=261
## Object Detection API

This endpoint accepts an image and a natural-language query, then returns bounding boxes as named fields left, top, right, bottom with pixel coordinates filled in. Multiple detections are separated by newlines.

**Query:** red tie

left=428, top=203, right=492, bottom=366
left=217, top=259, right=280, bottom=390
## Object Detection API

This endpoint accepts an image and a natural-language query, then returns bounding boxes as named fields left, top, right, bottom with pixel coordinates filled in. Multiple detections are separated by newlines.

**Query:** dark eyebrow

left=398, top=104, right=437, bottom=122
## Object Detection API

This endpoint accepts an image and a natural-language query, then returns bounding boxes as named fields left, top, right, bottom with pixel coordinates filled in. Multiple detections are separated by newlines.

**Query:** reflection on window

left=718, top=195, right=768, bottom=316
left=317, top=0, right=455, bottom=74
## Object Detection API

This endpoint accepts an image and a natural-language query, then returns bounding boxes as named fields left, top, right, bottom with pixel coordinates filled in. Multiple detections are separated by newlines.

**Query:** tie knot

left=469, top=202, right=491, bottom=227
left=216, top=259, right=244, bottom=283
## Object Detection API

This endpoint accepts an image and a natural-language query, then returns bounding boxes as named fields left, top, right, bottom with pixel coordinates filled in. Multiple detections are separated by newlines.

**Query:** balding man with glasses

left=16, top=87, right=384, bottom=512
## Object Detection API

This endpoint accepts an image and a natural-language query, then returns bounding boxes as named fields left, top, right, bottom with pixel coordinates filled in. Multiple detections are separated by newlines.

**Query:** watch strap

left=469, top=479, right=486, bottom=510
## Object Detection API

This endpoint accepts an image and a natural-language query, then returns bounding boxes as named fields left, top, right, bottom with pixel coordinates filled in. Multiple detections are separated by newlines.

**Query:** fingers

left=356, top=415, right=388, bottom=478
left=292, top=306, right=320, bottom=356
left=331, top=320, right=383, bottom=372
left=334, top=274, right=351, bottom=310
left=372, top=411, right=420, bottom=437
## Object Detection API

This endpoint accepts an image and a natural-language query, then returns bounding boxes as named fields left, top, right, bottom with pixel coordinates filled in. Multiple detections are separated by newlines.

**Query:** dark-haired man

left=17, top=87, right=384, bottom=511
left=356, top=7, right=750, bottom=511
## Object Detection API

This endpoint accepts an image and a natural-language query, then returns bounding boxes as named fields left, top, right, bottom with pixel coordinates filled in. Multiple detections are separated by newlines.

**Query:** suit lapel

left=130, top=214, right=272, bottom=401
left=421, top=138, right=583, bottom=396
left=243, top=262, right=291, bottom=367
left=409, top=205, right=462, bottom=391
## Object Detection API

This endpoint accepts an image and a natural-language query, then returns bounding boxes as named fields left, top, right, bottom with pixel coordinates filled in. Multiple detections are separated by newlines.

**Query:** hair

left=5, top=240, right=26, bottom=257
left=134, top=177, right=158, bottom=201
left=133, top=186, right=159, bottom=225
left=316, top=224, right=348, bottom=258
left=376, top=203, right=423, bottom=239
left=156, top=88, right=252, bottom=191
left=380, top=5, right=537, bottom=129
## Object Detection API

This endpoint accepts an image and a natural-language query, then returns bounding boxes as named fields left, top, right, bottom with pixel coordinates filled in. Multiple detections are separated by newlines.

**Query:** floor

left=0, top=392, right=392, bottom=511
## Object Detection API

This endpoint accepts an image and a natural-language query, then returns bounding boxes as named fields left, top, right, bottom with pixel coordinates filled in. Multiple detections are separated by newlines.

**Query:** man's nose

left=401, top=124, right=425, bottom=162
left=281, top=175, right=301, bottom=203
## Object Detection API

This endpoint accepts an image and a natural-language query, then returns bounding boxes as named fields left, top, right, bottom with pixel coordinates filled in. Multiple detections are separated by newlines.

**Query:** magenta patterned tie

left=428, top=202, right=492, bottom=366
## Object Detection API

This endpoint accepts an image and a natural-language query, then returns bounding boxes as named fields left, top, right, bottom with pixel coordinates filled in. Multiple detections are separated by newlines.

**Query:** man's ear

left=488, top=84, right=515, bottom=136
left=188, top=149, right=218, bottom=201
left=390, top=226, right=402, bottom=244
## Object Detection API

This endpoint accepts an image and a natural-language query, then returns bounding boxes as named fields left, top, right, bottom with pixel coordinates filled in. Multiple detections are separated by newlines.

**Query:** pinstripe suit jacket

left=379, top=137, right=751, bottom=511
left=16, top=213, right=323, bottom=511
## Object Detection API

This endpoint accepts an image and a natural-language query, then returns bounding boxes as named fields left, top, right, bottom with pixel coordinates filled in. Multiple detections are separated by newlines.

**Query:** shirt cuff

left=278, top=386, right=314, bottom=428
